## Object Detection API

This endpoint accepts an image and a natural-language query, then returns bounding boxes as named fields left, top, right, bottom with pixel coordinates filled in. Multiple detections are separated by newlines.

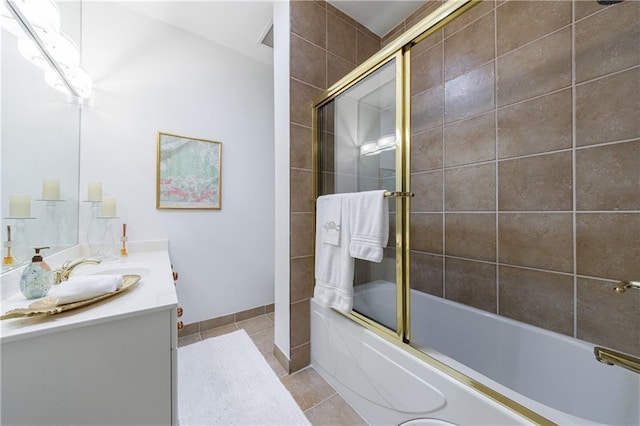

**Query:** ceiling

left=118, top=1, right=426, bottom=66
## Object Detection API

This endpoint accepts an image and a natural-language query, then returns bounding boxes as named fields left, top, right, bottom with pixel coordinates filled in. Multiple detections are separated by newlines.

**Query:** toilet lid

left=399, top=419, right=458, bottom=426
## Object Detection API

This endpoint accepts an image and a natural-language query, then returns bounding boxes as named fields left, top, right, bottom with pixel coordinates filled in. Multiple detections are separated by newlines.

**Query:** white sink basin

left=88, top=265, right=151, bottom=278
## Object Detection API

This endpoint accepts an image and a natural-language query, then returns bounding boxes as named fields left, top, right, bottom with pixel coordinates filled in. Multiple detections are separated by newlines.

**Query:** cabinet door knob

left=172, top=272, right=179, bottom=281
left=177, top=307, right=183, bottom=318
left=177, top=321, right=183, bottom=330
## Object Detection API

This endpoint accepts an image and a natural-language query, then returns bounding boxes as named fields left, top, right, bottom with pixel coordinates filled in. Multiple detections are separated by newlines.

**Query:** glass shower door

left=316, top=56, right=403, bottom=335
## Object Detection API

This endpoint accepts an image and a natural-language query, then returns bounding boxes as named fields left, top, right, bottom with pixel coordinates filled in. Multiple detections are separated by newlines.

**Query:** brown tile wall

left=403, top=0, right=639, bottom=356
left=288, top=0, right=381, bottom=372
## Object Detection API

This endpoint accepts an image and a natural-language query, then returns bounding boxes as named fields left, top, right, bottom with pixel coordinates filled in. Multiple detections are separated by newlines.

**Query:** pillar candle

left=101, top=196, right=116, bottom=217
left=88, top=182, right=102, bottom=201
left=9, top=194, right=31, bottom=218
left=42, top=178, right=60, bottom=200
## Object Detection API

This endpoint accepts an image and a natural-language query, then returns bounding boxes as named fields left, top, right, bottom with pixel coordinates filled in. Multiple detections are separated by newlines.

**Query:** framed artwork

left=156, top=132, right=222, bottom=210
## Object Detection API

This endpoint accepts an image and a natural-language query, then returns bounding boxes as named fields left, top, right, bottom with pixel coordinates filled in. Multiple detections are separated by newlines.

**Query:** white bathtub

left=311, top=280, right=640, bottom=425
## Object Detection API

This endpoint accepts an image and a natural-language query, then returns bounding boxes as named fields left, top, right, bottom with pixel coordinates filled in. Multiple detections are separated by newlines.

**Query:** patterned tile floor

left=178, top=313, right=368, bottom=425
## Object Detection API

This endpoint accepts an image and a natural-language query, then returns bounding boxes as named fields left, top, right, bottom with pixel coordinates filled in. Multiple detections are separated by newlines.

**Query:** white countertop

left=0, top=241, right=178, bottom=344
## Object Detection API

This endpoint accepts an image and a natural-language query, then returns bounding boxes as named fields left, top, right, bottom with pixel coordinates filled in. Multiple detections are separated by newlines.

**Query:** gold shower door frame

left=312, top=1, right=553, bottom=424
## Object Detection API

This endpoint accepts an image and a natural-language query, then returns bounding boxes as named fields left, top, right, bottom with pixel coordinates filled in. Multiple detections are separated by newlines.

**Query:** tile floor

left=178, top=313, right=368, bottom=425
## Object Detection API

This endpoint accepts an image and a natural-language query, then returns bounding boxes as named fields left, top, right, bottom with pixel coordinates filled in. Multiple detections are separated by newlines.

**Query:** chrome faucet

left=53, top=258, right=102, bottom=284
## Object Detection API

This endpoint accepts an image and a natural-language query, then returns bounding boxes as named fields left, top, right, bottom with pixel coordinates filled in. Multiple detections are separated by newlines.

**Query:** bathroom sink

left=88, top=265, right=151, bottom=278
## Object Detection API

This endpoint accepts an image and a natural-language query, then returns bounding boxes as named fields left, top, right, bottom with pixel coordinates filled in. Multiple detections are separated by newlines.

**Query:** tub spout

left=594, top=346, right=640, bottom=374
left=53, top=258, right=102, bottom=284
left=614, top=280, right=640, bottom=294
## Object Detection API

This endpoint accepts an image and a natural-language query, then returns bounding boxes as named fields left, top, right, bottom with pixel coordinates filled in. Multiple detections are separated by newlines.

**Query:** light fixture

left=67, top=66, right=92, bottom=98
left=11, top=0, right=60, bottom=48
left=359, top=134, right=397, bottom=157
left=4, top=0, right=93, bottom=99
left=44, top=69, right=70, bottom=95
left=50, top=33, right=80, bottom=73
left=0, top=0, right=23, bottom=37
left=17, top=37, right=49, bottom=69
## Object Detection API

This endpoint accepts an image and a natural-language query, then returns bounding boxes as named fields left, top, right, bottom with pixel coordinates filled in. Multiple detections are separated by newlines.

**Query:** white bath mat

left=178, top=329, right=310, bottom=426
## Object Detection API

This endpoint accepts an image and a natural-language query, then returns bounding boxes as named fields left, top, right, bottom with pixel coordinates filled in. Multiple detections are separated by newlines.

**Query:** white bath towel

left=318, top=194, right=341, bottom=246
left=314, top=193, right=355, bottom=314
left=49, top=274, right=123, bottom=305
left=349, top=190, right=389, bottom=263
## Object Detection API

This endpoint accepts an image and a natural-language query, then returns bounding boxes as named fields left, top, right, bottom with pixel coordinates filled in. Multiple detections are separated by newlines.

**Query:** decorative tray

left=0, top=274, right=141, bottom=320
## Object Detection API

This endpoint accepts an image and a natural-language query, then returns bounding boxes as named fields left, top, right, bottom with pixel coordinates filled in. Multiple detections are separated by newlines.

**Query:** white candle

left=101, top=196, right=116, bottom=217
left=42, top=178, right=60, bottom=200
left=88, top=182, right=102, bottom=201
left=9, top=194, right=31, bottom=218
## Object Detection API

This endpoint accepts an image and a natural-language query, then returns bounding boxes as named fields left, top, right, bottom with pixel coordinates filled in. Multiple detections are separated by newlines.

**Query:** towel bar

left=384, top=191, right=415, bottom=198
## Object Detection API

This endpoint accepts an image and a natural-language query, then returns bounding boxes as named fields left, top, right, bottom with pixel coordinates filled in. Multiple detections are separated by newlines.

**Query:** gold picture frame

left=156, top=132, right=222, bottom=210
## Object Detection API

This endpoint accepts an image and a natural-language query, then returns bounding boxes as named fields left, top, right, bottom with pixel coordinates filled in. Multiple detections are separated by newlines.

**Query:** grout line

left=411, top=210, right=640, bottom=214
left=441, top=31, right=446, bottom=299
left=571, top=0, right=578, bottom=339
left=574, top=64, right=640, bottom=88
left=495, top=21, right=573, bottom=62
left=574, top=137, right=640, bottom=151
left=302, top=391, right=338, bottom=414
left=494, top=3, right=500, bottom=315
left=442, top=2, right=496, bottom=41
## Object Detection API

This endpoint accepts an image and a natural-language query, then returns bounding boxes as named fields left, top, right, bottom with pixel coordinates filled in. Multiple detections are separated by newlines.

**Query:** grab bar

left=614, top=280, right=640, bottom=294
left=594, top=346, right=640, bottom=375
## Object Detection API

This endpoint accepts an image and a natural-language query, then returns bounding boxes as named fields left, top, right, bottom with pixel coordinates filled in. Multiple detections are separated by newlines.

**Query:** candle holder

left=99, top=217, right=118, bottom=259
left=3, top=225, right=14, bottom=266
left=3, top=217, right=35, bottom=263
left=37, top=199, right=65, bottom=250
left=85, top=201, right=103, bottom=257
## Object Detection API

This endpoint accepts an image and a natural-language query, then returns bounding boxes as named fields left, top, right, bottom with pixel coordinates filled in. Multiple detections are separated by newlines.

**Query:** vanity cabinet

left=2, top=309, right=176, bottom=425
left=0, top=245, right=178, bottom=425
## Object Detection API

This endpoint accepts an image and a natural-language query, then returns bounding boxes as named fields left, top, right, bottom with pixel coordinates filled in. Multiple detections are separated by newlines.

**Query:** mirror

left=1, top=0, right=82, bottom=271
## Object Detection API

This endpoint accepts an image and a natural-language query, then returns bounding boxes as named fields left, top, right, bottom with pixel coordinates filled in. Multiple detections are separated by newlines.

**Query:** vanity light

left=67, top=66, right=92, bottom=99
left=10, top=0, right=60, bottom=48
left=359, top=134, right=397, bottom=157
left=50, top=33, right=80, bottom=73
left=44, top=69, right=70, bottom=95
left=17, top=37, right=49, bottom=69
left=3, top=0, right=93, bottom=99
left=0, top=1, right=22, bottom=37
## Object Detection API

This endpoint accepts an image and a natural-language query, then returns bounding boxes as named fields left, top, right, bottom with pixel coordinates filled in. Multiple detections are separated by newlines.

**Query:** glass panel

left=317, top=58, right=398, bottom=332
left=407, top=1, right=640, bottom=424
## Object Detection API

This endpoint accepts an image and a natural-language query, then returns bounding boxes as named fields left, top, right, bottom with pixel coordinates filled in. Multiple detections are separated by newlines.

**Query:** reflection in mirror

left=1, top=0, right=82, bottom=272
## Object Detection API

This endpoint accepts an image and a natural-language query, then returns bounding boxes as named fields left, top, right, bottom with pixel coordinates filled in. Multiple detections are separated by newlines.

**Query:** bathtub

left=311, top=280, right=640, bottom=425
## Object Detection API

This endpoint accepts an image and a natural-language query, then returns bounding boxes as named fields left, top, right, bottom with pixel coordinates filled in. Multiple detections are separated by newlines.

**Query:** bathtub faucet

left=594, top=346, right=640, bottom=375
left=53, top=258, right=102, bottom=284
left=614, top=280, right=640, bottom=294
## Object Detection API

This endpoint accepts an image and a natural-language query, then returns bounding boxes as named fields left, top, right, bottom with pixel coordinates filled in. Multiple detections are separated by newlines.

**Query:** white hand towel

left=317, top=194, right=341, bottom=246
left=314, top=194, right=355, bottom=314
left=348, top=190, right=389, bottom=263
left=49, top=275, right=124, bottom=305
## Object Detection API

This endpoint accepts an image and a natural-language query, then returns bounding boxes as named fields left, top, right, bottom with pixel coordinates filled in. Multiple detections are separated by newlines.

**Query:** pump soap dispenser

left=20, top=247, right=53, bottom=299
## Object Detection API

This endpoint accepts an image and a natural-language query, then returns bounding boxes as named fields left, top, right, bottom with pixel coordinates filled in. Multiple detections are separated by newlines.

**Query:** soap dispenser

left=20, top=247, right=53, bottom=299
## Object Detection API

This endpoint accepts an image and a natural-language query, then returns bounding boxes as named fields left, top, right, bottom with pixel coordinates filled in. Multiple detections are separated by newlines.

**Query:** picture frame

left=156, top=132, right=222, bottom=210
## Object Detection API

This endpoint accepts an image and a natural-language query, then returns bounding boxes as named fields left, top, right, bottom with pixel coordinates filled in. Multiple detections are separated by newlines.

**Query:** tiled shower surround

left=288, top=0, right=384, bottom=371
left=399, top=0, right=639, bottom=356
left=290, top=0, right=639, bottom=372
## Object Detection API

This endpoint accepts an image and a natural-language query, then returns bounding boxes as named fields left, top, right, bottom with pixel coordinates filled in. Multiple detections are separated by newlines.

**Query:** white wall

left=273, top=0, right=290, bottom=358
left=80, top=2, right=275, bottom=325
